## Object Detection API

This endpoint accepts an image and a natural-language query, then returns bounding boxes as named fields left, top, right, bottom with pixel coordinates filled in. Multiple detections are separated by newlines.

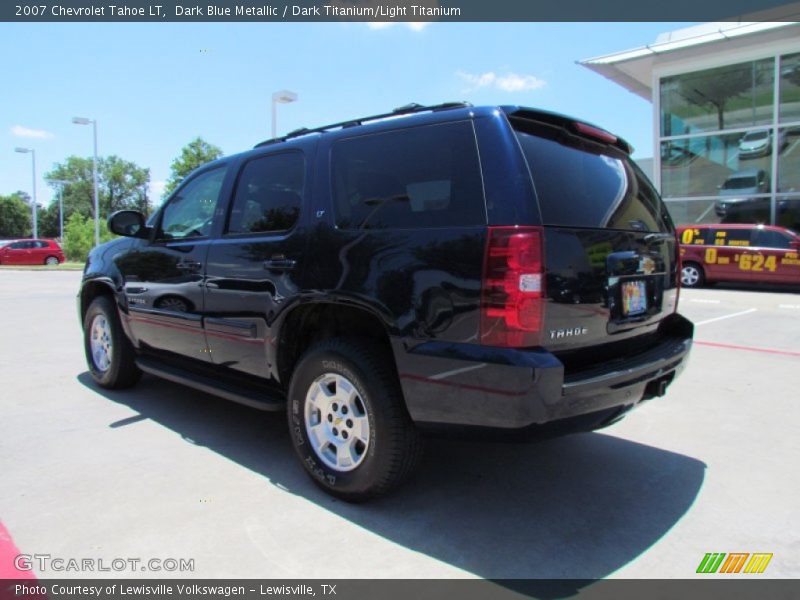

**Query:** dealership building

left=581, top=19, right=800, bottom=230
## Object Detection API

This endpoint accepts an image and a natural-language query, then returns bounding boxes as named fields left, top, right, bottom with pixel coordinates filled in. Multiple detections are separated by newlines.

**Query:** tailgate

left=509, top=112, right=680, bottom=356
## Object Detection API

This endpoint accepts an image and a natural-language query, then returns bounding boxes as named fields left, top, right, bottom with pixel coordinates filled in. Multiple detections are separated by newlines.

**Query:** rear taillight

left=480, top=226, right=545, bottom=347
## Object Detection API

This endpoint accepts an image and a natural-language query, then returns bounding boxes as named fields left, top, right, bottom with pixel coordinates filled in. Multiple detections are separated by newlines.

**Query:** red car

left=677, top=224, right=800, bottom=287
left=0, top=239, right=65, bottom=266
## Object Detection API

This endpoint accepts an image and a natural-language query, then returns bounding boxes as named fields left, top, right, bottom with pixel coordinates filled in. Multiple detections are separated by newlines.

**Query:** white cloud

left=457, top=70, right=547, bottom=93
left=406, top=22, right=430, bottom=32
left=366, top=22, right=430, bottom=31
left=10, top=125, right=54, bottom=139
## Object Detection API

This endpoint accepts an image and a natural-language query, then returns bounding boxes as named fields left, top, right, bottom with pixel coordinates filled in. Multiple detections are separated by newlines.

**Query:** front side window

left=331, top=121, right=485, bottom=230
left=158, top=167, right=227, bottom=240
left=227, top=153, right=304, bottom=235
left=709, top=228, right=751, bottom=247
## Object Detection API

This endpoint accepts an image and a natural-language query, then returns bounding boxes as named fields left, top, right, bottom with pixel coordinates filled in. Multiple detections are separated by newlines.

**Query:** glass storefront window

left=780, top=53, right=800, bottom=123
left=664, top=198, right=720, bottom=225
left=778, top=126, right=800, bottom=193
left=660, top=58, right=774, bottom=136
left=776, top=195, right=800, bottom=231
left=661, top=133, right=773, bottom=198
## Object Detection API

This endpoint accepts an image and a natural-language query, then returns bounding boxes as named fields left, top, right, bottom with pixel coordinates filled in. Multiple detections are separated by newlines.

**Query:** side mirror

left=108, top=210, right=149, bottom=238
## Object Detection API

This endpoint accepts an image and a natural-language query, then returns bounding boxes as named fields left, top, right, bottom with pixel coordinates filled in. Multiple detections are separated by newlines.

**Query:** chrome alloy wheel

left=681, top=265, right=700, bottom=287
left=90, top=314, right=113, bottom=372
left=304, top=373, right=371, bottom=472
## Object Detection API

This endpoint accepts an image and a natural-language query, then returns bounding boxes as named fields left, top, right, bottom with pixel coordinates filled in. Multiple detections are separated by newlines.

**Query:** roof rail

left=254, top=101, right=472, bottom=148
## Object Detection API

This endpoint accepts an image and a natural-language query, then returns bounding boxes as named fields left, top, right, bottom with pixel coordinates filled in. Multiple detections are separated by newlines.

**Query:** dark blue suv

left=80, top=102, right=693, bottom=501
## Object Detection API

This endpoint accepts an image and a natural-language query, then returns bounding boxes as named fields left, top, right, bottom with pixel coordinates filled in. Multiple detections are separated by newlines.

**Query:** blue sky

left=1, top=22, right=692, bottom=208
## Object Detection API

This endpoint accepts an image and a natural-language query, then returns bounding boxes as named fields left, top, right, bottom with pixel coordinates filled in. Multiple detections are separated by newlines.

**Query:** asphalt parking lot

left=0, top=270, right=798, bottom=581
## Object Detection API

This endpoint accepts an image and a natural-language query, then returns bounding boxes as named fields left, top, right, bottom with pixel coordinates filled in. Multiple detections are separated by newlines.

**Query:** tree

left=0, top=192, right=32, bottom=237
left=62, top=213, right=115, bottom=262
left=44, top=155, right=151, bottom=226
left=163, top=137, right=223, bottom=198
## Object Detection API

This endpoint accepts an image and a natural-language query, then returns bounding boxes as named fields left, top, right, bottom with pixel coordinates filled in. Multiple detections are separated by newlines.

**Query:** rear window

left=512, top=119, right=671, bottom=232
left=331, top=121, right=486, bottom=230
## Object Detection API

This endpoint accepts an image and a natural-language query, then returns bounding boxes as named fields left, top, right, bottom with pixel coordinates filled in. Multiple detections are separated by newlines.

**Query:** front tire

left=681, top=262, right=705, bottom=288
left=287, top=338, right=423, bottom=502
left=44, top=256, right=60, bottom=266
left=83, top=296, right=141, bottom=389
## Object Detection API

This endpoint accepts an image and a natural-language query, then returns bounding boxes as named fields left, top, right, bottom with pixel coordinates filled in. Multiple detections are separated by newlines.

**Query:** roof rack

left=254, top=101, right=472, bottom=148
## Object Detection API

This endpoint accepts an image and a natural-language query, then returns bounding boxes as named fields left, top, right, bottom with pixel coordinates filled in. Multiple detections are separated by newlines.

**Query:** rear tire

left=44, top=256, right=60, bottom=266
left=287, top=338, right=423, bottom=502
left=83, top=296, right=141, bottom=389
left=681, top=262, right=705, bottom=288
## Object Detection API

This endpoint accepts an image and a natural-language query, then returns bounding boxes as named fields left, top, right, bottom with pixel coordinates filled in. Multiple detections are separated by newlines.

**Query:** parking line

left=695, top=341, right=800, bottom=358
left=689, top=298, right=721, bottom=304
left=694, top=308, right=757, bottom=326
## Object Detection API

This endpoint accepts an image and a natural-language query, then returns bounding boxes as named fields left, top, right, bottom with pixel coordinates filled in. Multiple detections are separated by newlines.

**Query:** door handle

left=263, top=255, right=297, bottom=270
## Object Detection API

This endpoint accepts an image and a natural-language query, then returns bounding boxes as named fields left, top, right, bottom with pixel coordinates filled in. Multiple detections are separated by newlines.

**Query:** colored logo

left=696, top=552, right=773, bottom=574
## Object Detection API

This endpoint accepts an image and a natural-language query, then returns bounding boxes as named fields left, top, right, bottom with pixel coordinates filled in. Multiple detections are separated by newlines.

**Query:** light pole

left=47, top=179, right=70, bottom=241
left=14, top=147, right=37, bottom=239
left=72, top=116, right=100, bottom=246
left=271, top=90, right=298, bottom=138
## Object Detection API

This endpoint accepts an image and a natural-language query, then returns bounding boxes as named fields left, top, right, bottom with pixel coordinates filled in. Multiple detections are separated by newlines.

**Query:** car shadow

left=78, top=372, right=705, bottom=596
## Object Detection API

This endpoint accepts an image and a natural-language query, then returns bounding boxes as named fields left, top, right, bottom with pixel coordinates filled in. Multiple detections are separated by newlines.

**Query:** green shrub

left=63, top=213, right=115, bottom=262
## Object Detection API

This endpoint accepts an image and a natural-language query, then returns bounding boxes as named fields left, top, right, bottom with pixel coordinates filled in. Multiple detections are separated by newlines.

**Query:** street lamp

left=14, top=147, right=37, bottom=239
left=271, top=90, right=298, bottom=138
left=72, top=116, right=100, bottom=247
left=47, top=179, right=70, bottom=241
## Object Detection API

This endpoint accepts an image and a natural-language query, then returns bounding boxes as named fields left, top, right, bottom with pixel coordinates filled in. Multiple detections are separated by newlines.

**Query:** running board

left=135, top=357, right=286, bottom=412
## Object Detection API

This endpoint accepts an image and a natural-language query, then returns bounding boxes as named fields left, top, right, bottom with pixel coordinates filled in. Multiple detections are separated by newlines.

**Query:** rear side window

left=331, top=121, right=485, bottom=229
left=513, top=119, right=670, bottom=232
left=228, top=153, right=304, bottom=235
left=752, top=229, right=792, bottom=249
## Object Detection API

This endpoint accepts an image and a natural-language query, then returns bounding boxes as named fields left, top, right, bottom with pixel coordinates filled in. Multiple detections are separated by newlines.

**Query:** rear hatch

left=506, top=110, right=680, bottom=369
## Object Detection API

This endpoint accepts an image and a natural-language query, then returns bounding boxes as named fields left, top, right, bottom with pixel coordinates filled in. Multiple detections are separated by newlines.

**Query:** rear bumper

left=395, top=313, right=693, bottom=437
